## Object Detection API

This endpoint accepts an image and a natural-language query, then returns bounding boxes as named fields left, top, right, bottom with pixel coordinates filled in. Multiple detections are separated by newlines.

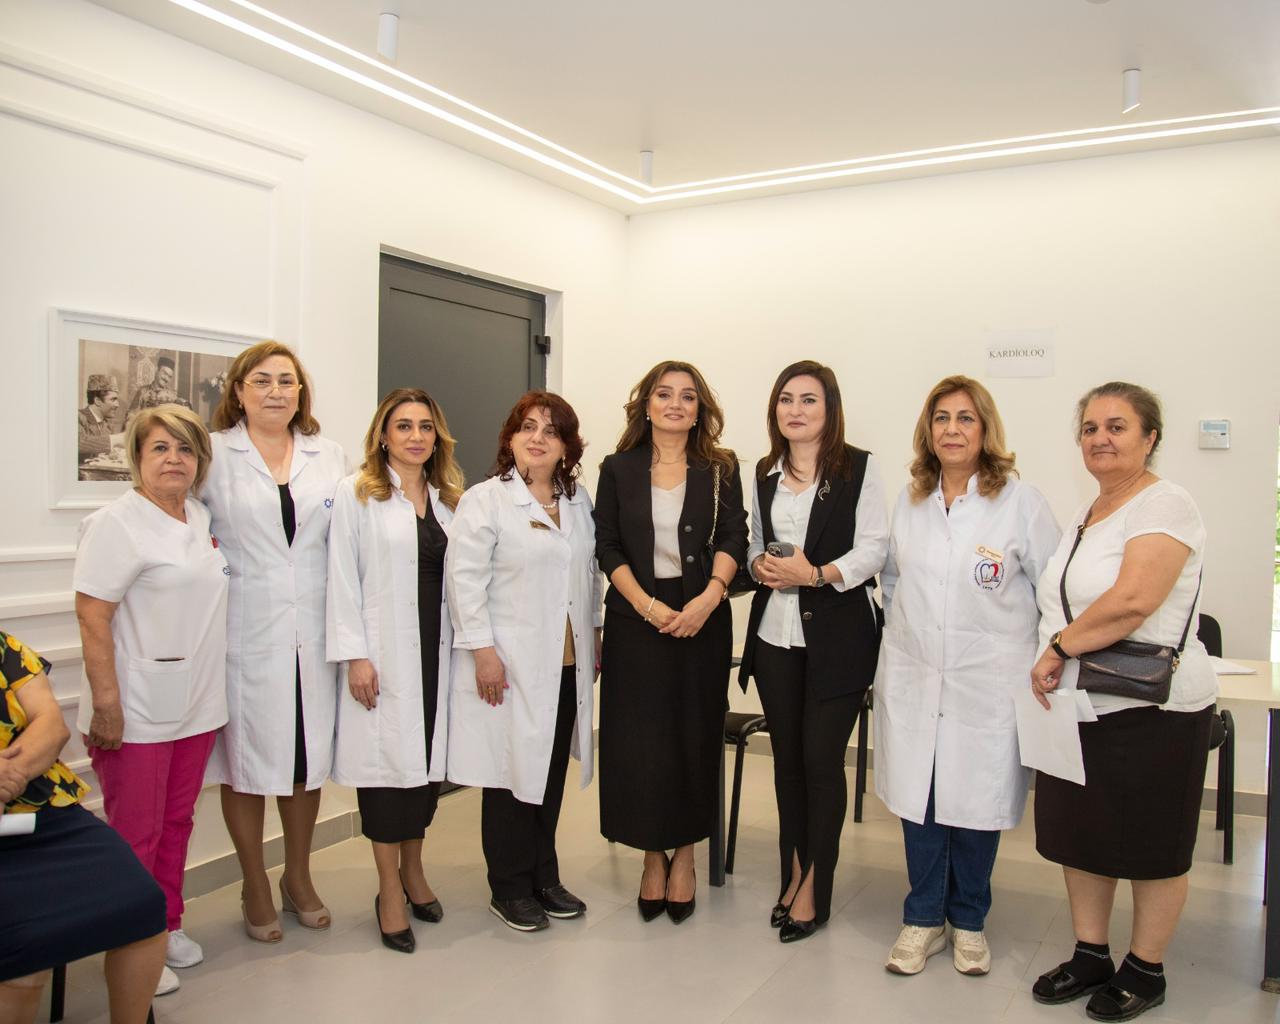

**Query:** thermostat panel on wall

left=1198, top=419, right=1230, bottom=450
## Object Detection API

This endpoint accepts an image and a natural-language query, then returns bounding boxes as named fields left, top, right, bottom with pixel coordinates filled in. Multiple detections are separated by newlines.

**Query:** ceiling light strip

left=638, top=116, right=1280, bottom=203
left=164, top=0, right=645, bottom=201
left=647, top=107, right=1280, bottom=192
left=220, top=0, right=652, bottom=191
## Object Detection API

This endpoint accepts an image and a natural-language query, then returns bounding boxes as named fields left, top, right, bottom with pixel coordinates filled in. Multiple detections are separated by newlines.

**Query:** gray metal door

left=378, top=255, right=547, bottom=488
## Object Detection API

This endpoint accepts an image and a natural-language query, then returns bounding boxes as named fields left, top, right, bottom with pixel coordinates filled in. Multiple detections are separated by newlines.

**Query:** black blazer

left=594, top=445, right=749, bottom=621
left=738, top=445, right=881, bottom=699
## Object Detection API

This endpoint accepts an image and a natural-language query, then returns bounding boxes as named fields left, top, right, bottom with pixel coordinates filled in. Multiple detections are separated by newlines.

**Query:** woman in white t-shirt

left=1028, top=382, right=1215, bottom=1024
left=74, top=404, right=229, bottom=998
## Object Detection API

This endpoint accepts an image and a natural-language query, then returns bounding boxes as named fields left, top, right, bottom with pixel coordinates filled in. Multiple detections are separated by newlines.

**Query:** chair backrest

left=1197, top=612, right=1223, bottom=658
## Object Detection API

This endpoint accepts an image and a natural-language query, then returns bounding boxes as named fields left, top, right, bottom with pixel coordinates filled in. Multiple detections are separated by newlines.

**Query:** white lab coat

left=326, top=472, right=453, bottom=787
left=203, top=422, right=347, bottom=795
left=445, top=475, right=603, bottom=804
left=873, top=475, right=1060, bottom=830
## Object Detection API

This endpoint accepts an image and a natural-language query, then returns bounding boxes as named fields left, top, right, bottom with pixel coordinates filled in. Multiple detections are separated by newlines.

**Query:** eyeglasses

left=243, top=379, right=302, bottom=393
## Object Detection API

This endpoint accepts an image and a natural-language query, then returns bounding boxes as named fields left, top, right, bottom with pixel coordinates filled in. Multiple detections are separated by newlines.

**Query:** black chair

left=1198, top=612, right=1235, bottom=864
left=722, top=710, right=769, bottom=875
left=49, top=963, right=155, bottom=1023
left=853, top=687, right=873, bottom=823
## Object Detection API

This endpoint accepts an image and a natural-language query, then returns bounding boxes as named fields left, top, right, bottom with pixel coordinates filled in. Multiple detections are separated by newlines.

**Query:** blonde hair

left=355, top=388, right=464, bottom=509
left=125, top=404, right=213, bottom=495
left=908, top=375, right=1017, bottom=503
left=212, top=340, right=320, bottom=435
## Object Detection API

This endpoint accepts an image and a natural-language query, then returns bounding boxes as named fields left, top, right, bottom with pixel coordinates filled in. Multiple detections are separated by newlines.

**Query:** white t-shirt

left=74, top=489, right=230, bottom=743
left=1036, top=479, right=1216, bottom=715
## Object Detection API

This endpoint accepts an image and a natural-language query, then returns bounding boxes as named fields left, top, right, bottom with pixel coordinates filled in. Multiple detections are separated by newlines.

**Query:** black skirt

left=1034, top=705, right=1213, bottom=879
left=598, top=577, right=731, bottom=850
left=356, top=501, right=448, bottom=845
left=0, top=804, right=166, bottom=980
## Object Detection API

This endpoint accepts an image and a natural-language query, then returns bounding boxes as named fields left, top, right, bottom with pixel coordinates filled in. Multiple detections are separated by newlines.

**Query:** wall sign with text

left=984, top=329, right=1056, bottom=378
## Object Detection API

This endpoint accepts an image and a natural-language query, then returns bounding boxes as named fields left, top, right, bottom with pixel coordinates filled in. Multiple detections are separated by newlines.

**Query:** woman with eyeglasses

left=202, top=341, right=348, bottom=947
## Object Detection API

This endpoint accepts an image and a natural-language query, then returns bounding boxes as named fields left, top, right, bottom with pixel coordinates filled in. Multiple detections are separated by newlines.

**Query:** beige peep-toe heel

left=241, top=892, right=283, bottom=944
left=280, top=877, right=331, bottom=930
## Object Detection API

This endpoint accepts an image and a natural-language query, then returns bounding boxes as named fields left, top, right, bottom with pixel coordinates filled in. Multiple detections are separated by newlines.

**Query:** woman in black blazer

left=739, top=360, right=889, bottom=942
left=595, top=360, right=747, bottom=924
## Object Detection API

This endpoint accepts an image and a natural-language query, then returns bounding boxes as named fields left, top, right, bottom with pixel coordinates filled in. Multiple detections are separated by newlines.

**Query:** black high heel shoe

left=779, top=916, right=821, bottom=943
left=666, top=861, right=696, bottom=924
left=402, top=886, right=444, bottom=923
left=375, top=895, right=415, bottom=953
left=637, top=853, right=670, bottom=922
left=770, top=902, right=789, bottom=928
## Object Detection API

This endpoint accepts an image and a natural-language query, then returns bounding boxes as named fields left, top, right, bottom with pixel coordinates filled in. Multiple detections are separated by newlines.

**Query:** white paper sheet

left=1014, top=688, right=1085, bottom=785
left=0, top=813, right=37, bottom=836
left=1210, top=656, right=1257, bottom=676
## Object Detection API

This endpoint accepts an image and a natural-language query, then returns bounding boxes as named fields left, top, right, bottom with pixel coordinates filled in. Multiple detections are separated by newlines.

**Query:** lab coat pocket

left=125, top=657, right=192, bottom=725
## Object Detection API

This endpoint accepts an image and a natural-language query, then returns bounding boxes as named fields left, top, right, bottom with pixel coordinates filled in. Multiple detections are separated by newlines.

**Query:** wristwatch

left=1049, top=630, right=1071, bottom=660
left=813, top=565, right=827, bottom=588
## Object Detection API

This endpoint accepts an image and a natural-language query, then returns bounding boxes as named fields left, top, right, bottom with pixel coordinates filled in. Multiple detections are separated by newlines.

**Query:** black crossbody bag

left=1058, top=516, right=1200, bottom=705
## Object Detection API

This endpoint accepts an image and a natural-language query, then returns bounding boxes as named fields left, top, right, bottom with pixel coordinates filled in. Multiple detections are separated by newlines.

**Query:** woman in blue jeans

left=873, top=376, right=1059, bottom=976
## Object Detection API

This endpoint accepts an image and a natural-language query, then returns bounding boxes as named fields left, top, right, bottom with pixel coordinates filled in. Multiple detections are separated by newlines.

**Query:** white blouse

left=651, top=482, right=686, bottom=579
left=1036, top=479, right=1216, bottom=715
left=747, top=454, right=889, bottom=649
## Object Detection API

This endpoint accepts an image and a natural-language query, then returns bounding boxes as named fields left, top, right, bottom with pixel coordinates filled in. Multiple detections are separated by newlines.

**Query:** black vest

left=738, top=446, right=881, bottom=700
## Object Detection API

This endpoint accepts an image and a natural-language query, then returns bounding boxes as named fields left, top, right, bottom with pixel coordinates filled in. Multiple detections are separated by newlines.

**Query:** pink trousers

left=89, top=730, right=217, bottom=932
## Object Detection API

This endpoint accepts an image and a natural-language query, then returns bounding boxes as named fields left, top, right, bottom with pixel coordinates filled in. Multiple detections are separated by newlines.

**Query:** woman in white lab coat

left=326, top=387, right=463, bottom=954
left=202, top=341, right=347, bottom=943
left=875, top=375, right=1059, bottom=978
left=446, top=390, right=602, bottom=934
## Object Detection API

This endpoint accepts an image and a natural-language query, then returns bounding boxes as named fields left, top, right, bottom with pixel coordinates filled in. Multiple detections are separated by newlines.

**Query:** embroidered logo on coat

left=973, top=559, right=1002, bottom=590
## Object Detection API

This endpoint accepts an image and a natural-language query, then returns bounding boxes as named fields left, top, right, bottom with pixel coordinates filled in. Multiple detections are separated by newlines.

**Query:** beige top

left=651, top=482, right=685, bottom=580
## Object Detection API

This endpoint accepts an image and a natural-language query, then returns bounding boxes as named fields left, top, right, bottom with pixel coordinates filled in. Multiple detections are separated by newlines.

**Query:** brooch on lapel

left=530, top=520, right=551, bottom=531
left=817, top=480, right=831, bottom=502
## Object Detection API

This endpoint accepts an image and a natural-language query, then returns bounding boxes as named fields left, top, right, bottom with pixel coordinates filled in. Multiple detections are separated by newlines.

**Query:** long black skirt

left=1035, top=705, right=1212, bottom=879
left=598, top=577, right=731, bottom=850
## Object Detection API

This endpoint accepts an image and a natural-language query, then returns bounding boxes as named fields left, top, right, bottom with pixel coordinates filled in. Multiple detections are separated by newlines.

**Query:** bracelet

left=644, top=595, right=656, bottom=622
left=708, top=576, right=729, bottom=602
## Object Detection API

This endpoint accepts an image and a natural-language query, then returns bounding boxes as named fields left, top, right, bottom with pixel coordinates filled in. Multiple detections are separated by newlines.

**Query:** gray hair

left=1074, top=381, right=1163, bottom=466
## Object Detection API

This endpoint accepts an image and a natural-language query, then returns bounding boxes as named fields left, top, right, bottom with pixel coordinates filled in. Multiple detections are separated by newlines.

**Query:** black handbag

left=706, top=463, right=754, bottom=596
left=1058, top=516, right=1200, bottom=704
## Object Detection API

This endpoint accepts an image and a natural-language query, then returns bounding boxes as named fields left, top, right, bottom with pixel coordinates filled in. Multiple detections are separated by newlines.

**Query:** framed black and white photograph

left=48, top=309, right=260, bottom=509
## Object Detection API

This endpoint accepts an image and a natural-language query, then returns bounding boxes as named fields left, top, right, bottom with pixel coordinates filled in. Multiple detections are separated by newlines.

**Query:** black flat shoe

left=402, top=887, right=444, bottom=923
left=375, top=895, right=415, bottom=953
left=1032, top=964, right=1114, bottom=1005
left=1085, top=984, right=1165, bottom=1022
left=489, top=896, right=549, bottom=932
left=535, top=884, right=587, bottom=919
left=779, top=916, right=820, bottom=944
left=770, top=902, right=789, bottom=928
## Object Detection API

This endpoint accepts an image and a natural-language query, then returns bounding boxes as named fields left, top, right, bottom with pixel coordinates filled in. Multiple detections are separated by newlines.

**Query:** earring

left=380, top=442, right=388, bottom=452
left=645, top=414, right=650, bottom=422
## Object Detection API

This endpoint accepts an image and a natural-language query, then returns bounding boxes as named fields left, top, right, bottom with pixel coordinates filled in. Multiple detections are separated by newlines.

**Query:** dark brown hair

left=1074, top=381, right=1163, bottom=466
left=613, top=360, right=736, bottom=476
left=492, top=390, right=585, bottom=497
left=212, top=340, right=319, bottom=435
left=355, top=388, right=464, bottom=509
left=755, top=360, right=852, bottom=483
left=908, top=375, right=1017, bottom=502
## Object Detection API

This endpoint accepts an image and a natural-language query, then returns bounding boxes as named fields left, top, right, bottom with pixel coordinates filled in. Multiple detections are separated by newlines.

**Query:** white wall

left=0, top=0, right=628, bottom=867
left=594, top=138, right=1280, bottom=682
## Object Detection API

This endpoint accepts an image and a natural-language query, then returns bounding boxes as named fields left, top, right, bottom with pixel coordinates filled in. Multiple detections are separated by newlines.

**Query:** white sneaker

left=166, top=928, right=204, bottom=968
left=885, top=924, right=948, bottom=975
left=951, top=928, right=991, bottom=975
left=156, top=965, right=181, bottom=996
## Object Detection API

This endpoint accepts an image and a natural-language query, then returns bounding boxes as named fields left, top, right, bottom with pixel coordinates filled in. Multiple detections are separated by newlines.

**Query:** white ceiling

left=89, top=0, right=1280, bottom=209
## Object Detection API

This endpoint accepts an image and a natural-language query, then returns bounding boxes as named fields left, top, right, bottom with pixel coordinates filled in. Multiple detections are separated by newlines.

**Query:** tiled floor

left=54, top=756, right=1276, bottom=1023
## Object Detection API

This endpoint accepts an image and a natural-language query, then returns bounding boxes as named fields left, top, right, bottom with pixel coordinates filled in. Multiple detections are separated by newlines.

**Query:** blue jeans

left=901, top=781, right=1001, bottom=931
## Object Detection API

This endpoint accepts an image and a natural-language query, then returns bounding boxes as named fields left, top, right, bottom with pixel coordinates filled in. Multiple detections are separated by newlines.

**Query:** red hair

left=491, top=390, right=585, bottom=497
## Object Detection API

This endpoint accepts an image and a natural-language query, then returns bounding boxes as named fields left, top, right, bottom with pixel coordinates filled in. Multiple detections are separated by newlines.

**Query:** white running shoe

left=885, top=924, right=948, bottom=975
left=156, top=965, right=181, bottom=996
left=951, top=928, right=991, bottom=975
left=166, top=928, right=204, bottom=968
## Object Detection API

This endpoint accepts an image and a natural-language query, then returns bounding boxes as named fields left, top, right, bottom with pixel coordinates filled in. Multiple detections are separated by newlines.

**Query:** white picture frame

left=48, top=309, right=260, bottom=509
